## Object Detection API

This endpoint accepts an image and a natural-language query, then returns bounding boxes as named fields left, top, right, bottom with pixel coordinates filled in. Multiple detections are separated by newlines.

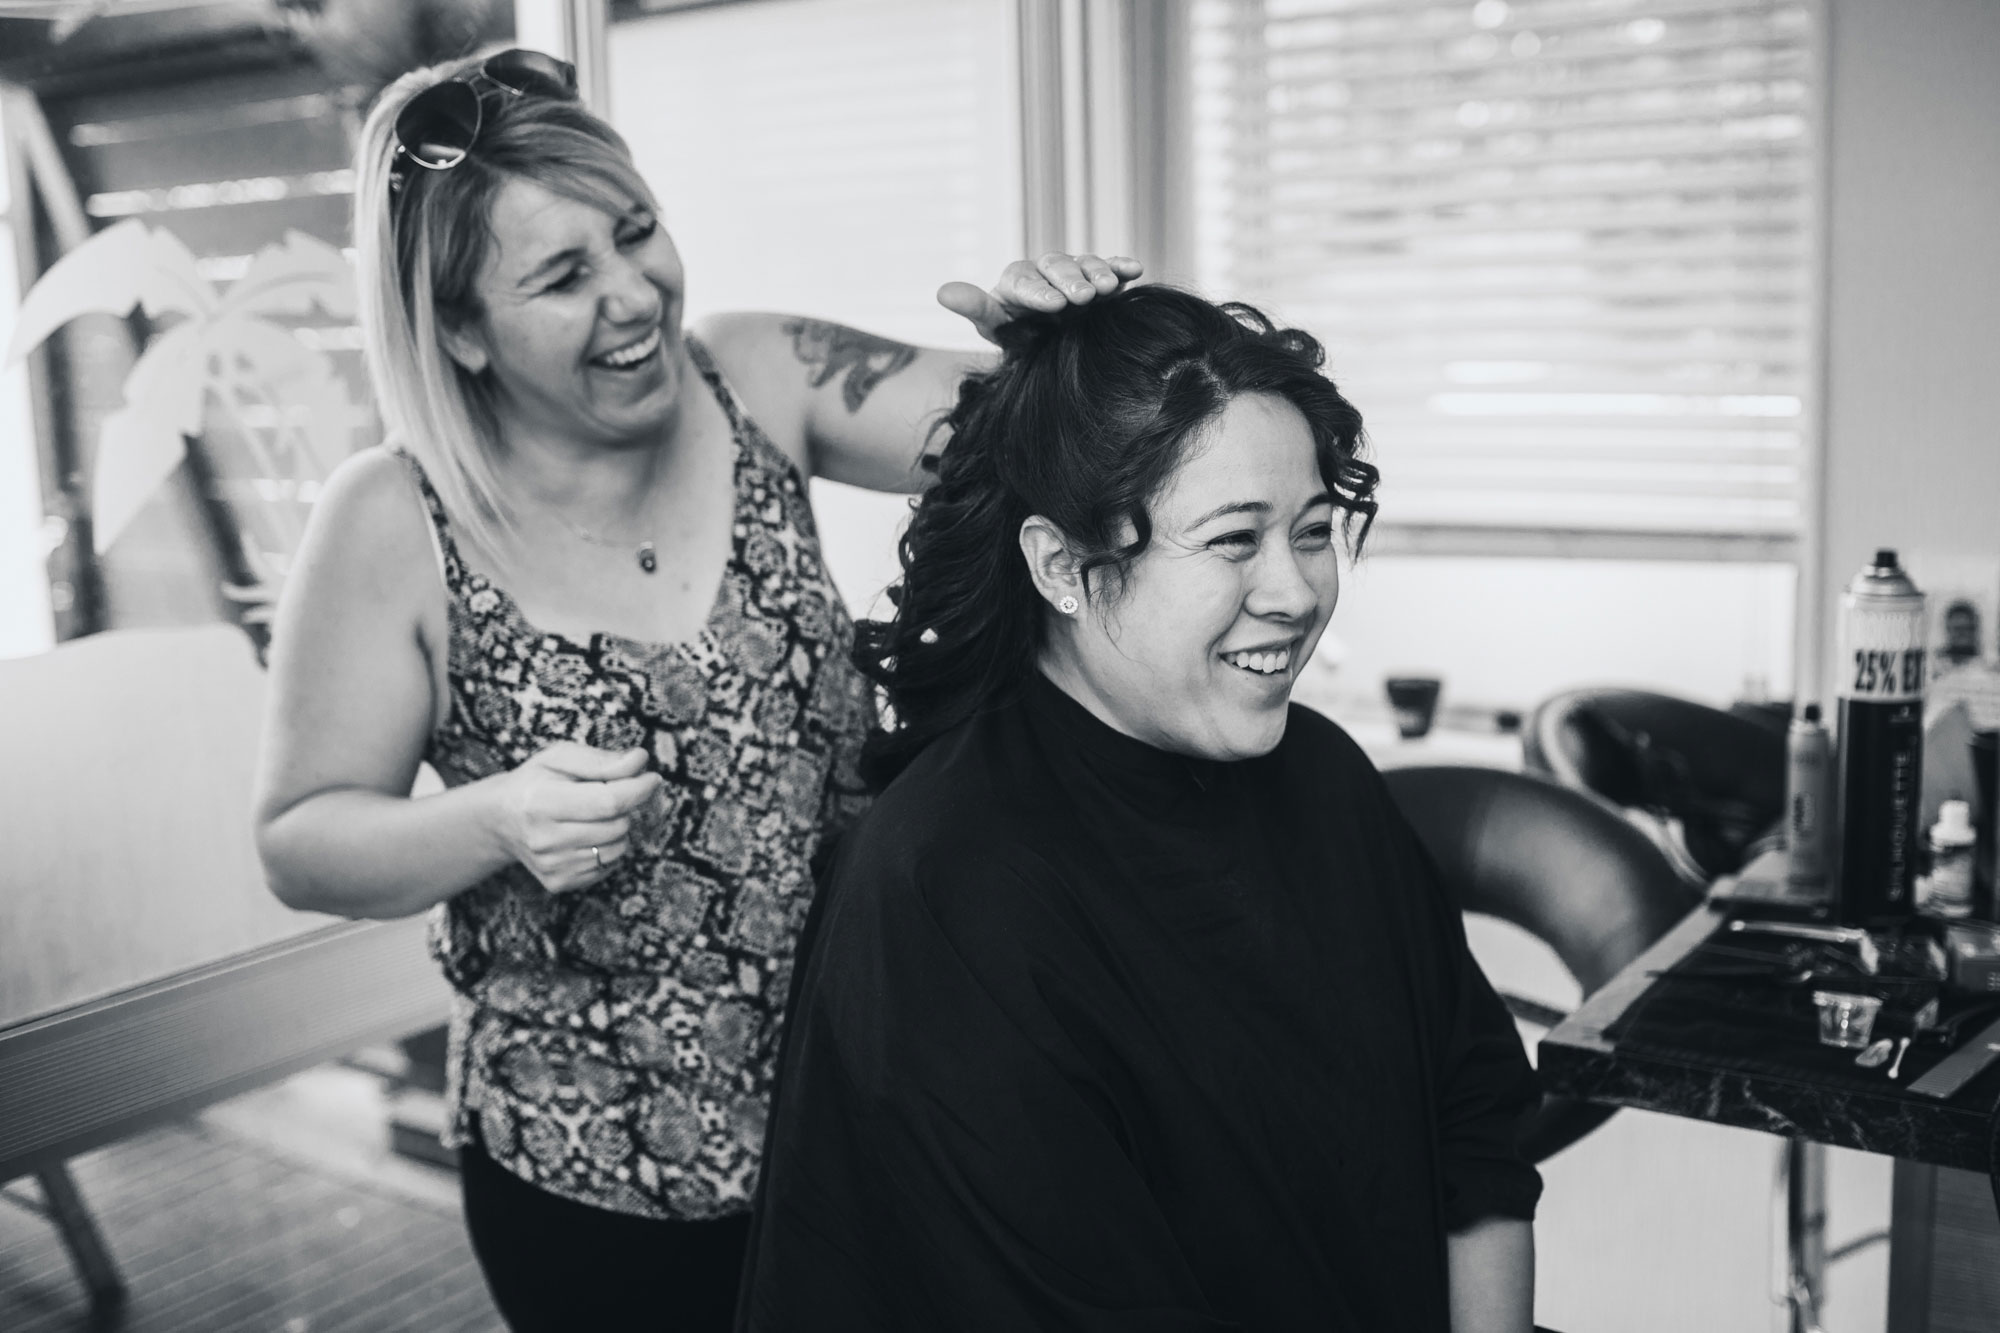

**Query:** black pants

left=459, top=1134, right=751, bottom=1332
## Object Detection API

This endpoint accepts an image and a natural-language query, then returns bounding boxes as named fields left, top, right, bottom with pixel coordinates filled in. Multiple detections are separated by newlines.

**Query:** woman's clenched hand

left=489, top=742, right=663, bottom=893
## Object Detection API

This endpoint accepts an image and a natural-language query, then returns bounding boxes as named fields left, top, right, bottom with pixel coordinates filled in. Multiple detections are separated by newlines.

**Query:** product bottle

left=1834, top=549, right=1927, bottom=924
left=1922, top=801, right=1978, bottom=918
left=1785, top=703, right=1832, bottom=899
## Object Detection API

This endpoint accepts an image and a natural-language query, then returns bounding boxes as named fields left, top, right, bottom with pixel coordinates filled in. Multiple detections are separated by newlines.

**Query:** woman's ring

left=591, top=845, right=602, bottom=870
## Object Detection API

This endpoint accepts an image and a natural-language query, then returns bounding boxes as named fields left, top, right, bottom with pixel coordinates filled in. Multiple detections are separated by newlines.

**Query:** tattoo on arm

left=784, top=318, right=918, bottom=414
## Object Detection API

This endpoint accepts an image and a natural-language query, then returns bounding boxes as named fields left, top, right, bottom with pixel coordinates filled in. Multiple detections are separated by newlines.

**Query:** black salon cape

left=737, top=674, right=1542, bottom=1332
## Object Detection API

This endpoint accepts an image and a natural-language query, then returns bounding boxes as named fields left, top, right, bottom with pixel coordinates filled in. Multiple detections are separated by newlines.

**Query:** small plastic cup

left=1385, top=676, right=1443, bottom=739
left=1812, top=991, right=1883, bottom=1049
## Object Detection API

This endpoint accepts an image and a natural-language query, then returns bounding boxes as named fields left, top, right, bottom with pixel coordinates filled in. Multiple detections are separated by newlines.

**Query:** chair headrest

left=1384, top=764, right=1695, bottom=994
left=1521, top=688, right=1789, bottom=880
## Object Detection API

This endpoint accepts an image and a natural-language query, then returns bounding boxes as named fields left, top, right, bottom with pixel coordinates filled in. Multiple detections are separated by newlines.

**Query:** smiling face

left=1035, top=392, right=1340, bottom=762
left=447, top=175, right=685, bottom=451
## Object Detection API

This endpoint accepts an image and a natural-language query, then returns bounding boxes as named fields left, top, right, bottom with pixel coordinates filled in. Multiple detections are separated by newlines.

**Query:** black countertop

left=1538, top=904, right=2000, bottom=1172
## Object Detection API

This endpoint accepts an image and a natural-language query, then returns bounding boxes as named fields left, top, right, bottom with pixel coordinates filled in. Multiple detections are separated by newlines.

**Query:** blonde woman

left=253, top=49, right=1134, bottom=1331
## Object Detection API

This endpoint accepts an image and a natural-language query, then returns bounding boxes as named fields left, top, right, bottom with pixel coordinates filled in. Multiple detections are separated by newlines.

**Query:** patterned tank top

left=399, top=338, right=872, bottom=1220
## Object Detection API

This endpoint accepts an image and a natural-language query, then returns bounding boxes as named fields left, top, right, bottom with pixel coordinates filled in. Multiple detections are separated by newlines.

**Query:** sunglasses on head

left=390, top=48, right=579, bottom=190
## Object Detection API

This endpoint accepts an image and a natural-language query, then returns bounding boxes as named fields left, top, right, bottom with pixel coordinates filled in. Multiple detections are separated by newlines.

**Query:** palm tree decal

left=4, top=217, right=368, bottom=651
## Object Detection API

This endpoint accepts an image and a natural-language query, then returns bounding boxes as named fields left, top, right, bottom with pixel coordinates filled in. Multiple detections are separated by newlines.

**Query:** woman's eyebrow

left=1187, top=492, right=1333, bottom=528
left=1186, top=499, right=1269, bottom=527
left=519, top=246, right=586, bottom=288
left=514, top=208, right=645, bottom=289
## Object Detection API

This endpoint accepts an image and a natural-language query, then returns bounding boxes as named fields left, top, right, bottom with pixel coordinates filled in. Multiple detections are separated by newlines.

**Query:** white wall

left=1812, top=0, right=2000, bottom=702
left=1326, top=555, right=1796, bottom=714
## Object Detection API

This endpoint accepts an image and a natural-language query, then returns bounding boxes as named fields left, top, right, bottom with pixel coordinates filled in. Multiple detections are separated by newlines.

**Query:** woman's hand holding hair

left=490, top=742, right=663, bottom=893
left=937, top=253, right=1144, bottom=346
left=725, top=253, right=1144, bottom=496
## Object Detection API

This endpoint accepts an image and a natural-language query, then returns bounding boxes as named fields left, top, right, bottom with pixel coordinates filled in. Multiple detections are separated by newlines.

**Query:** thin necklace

left=539, top=468, right=662, bottom=574
left=553, top=513, right=658, bottom=574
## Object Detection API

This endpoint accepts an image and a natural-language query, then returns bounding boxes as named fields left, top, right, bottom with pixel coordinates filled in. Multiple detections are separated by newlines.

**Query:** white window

left=610, top=0, right=1023, bottom=616
left=1182, top=0, right=1815, bottom=708
left=607, top=0, right=1814, bottom=709
left=1189, top=0, right=1816, bottom=557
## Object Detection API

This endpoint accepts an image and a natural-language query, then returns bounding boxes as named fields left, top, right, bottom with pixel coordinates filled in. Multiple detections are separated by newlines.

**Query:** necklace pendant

left=636, top=541, right=658, bottom=574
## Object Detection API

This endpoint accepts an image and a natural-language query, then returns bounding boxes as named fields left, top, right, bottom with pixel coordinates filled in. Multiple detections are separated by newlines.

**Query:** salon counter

left=1540, top=895, right=2000, bottom=1329
left=1539, top=902, right=2000, bottom=1173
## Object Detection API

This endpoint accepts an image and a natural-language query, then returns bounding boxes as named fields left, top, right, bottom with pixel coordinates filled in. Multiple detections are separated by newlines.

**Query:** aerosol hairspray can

left=1835, top=549, right=1926, bottom=924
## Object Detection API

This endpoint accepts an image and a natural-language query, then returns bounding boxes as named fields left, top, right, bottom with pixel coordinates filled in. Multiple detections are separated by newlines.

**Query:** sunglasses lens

left=395, top=81, right=482, bottom=170
left=483, top=48, right=578, bottom=98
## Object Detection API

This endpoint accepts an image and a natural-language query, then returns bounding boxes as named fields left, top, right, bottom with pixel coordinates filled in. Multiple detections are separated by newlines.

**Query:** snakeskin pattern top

left=399, top=338, right=872, bottom=1220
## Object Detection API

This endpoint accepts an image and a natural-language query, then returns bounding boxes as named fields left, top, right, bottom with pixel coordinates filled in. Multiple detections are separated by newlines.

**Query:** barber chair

left=1383, top=765, right=1696, bottom=1162
left=1522, top=688, right=1788, bottom=885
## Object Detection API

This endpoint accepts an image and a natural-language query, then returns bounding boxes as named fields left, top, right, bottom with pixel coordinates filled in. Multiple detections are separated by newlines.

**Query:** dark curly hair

left=854, top=284, right=1378, bottom=788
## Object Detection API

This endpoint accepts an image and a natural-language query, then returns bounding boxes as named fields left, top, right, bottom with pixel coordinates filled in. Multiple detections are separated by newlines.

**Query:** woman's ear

left=1019, top=515, right=1083, bottom=612
left=438, top=316, right=491, bottom=377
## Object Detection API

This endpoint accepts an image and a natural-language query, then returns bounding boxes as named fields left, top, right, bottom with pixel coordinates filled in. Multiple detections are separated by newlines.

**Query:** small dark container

left=1385, top=676, right=1443, bottom=739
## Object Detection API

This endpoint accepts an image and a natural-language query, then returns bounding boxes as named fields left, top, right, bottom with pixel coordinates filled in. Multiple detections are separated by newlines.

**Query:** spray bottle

left=1834, top=550, right=1927, bottom=924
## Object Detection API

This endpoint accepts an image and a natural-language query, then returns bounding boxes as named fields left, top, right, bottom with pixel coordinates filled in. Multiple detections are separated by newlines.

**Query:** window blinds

left=1190, top=0, right=1815, bottom=551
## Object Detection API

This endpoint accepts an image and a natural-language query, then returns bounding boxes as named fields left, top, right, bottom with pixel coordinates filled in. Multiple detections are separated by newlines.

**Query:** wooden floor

left=0, top=1071, right=502, bottom=1333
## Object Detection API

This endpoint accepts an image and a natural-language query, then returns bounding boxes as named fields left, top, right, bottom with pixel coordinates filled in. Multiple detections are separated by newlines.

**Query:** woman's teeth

left=594, top=327, right=661, bottom=369
left=1223, top=649, right=1289, bottom=676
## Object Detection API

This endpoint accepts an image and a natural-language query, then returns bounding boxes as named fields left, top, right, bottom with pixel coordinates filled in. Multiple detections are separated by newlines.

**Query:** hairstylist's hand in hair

left=937, top=253, right=1144, bottom=346
left=492, top=742, right=662, bottom=893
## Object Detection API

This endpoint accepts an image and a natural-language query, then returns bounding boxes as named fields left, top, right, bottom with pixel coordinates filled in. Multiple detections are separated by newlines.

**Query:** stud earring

left=918, top=627, right=939, bottom=644
left=1057, top=595, right=1079, bottom=615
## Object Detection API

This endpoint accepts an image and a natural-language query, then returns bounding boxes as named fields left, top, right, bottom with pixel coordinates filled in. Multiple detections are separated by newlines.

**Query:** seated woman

left=737, top=286, right=1543, bottom=1332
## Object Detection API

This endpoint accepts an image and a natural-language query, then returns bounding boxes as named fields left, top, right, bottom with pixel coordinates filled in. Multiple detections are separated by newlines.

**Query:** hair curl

left=855, top=284, right=1378, bottom=787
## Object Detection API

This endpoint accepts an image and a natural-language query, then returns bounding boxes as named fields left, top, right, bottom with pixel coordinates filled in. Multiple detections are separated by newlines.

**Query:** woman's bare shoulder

left=687, top=312, right=812, bottom=461
left=292, top=445, right=443, bottom=602
left=688, top=310, right=789, bottom=371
